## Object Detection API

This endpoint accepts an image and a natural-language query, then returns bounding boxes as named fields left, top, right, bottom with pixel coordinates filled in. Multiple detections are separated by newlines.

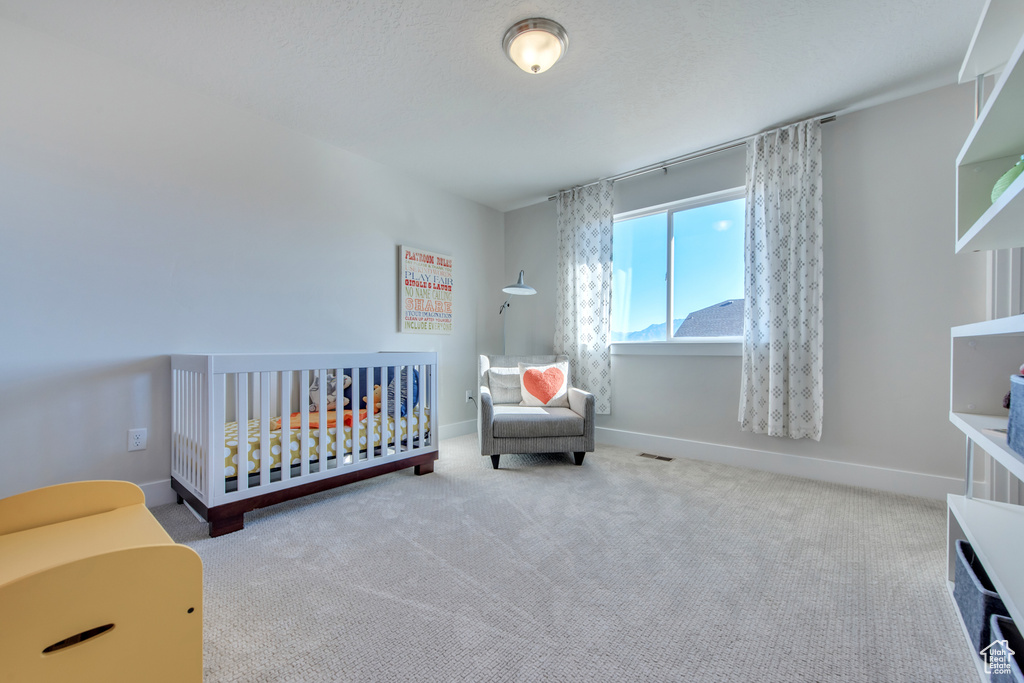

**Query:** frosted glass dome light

left=502, top=18, right=568, bottom=74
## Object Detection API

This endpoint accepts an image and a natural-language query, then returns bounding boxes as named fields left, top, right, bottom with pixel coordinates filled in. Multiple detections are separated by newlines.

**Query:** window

left=611, top=187, right=745, bottom=343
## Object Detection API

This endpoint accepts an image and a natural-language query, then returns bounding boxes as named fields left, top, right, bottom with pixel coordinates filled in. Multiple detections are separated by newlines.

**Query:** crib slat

left=403, top=362, right=411, bottom=454
left=417, top=363, right=424, bottom=450
left=178, top=370, right=184, bottom=488
left=313, top=369, right=323, bottom=471
left=187, top=371, right=194, bottom=487
left=376, top=365, right=385, bottom=458
left=426, top=363, right=434, bottom=447
left=364, top=366, right=372, bottom=460
left=394, top=365, right=402, bottom=455
left=182, top=371, right=190, bottom=490
left=197, top=368, right=206, bottom=498
left=392, top=365, right=400, bottom=455
left=420, top=364, right=428, bottom=448
left=185, top=371, right=193, bottom=492
left=186, top=371, right=194, bottom=489
left=198, top=371, right=206, bottom=492
left=299, top=370, right=310, bottom=477
left=381, top=365, right=388, bottom=456
left=407, top=365, right=414, bottom=452
left=280, top=371, right=291, bottom=481
left=393, top=364, right=402, bottom=456
left=391, top=364, right=400, bottom=456
left=194, top=371, right=202, bottom=494
left=369, top=366, right=376, bottom=459
left=235, top=373, right=248, bottom=492
left=177, top=371, right=185, bottom=484
left=329, top=368, right=336, bottom=467
left=172, top=370, right=180, bottom=481
left=330, top=368, right=339, bottom=469
left=431, top=362, right=438, bottom=448
left=419, top=362, right=428, bottom=448
left=352, top=366, right=362, bottom=462
left=212, top=371, right=225, bottom=499
left=260, top=372, right=271, bottom=486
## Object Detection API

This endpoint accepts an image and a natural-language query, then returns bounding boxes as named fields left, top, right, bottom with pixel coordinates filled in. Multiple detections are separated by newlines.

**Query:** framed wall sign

left=399, top=245, right=453, bottom=334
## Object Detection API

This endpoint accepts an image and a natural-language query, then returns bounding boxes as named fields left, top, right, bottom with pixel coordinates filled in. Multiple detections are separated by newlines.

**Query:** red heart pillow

left=519, top=361, right=570, bottom=407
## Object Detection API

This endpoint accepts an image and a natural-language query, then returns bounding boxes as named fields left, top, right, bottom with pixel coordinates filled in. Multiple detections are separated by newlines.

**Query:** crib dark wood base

left=172, top=450, right=438, bottom=537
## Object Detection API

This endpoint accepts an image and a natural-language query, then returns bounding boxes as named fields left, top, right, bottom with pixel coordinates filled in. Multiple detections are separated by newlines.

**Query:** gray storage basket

left=954, top=540, right=1009, bottom=654
left=1009, top=375, right=1024, bottom=457
left=989, top=616, right=1024, bottom=683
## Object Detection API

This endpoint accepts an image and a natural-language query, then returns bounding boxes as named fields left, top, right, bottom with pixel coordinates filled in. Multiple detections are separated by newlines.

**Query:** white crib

left=170, top=352, right=438, bottom=536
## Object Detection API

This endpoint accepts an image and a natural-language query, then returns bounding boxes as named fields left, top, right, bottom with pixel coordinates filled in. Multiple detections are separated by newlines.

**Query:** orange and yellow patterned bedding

left=223, top=408, right=430, bottom=478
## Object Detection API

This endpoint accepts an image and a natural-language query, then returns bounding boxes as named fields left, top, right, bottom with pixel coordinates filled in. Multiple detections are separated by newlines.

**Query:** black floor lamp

left=499, top=270, right=536, bottom=355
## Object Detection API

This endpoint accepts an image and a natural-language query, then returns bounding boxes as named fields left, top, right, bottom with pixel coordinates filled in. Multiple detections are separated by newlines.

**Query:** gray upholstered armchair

left=478, top=354, right=595, bottom=469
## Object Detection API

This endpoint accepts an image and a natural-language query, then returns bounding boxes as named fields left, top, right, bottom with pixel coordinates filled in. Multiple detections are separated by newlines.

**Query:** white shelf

left=959, top=0, right=1024, bottom=84
left=948, top=494, right=1024, bottom=629
left=950, top=317, right=1023, bottom=417
left=953, top=314, right=1024, bottom=338
left=959, top=28, right=1024, bottom=166
left=956, top=27, right=1024, bottom=253
left=956, top=171, right=1024, bottom=253
left=950, top=412, right=1024, bottom=482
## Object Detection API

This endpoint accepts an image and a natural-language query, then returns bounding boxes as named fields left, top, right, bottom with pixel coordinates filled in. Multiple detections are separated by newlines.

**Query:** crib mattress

left=223, top=409, right=430, bottom=478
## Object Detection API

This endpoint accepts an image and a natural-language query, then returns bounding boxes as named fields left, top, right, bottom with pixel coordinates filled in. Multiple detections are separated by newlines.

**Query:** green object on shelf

left=992, top=155, right=1024, bottom=204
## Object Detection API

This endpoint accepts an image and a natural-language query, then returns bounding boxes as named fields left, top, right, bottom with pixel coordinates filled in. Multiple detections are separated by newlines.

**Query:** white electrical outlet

left=465, top=389, right=473, bottom=403
left=128, top=428, right=148, bottom=452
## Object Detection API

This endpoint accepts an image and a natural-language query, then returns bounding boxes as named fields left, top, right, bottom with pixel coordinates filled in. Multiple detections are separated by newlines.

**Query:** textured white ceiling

left=0, top=0, right=985, bottom=211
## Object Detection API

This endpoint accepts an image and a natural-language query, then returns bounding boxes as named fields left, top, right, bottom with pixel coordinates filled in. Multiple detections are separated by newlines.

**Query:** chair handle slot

left=42, top=623, right=114, bottom=654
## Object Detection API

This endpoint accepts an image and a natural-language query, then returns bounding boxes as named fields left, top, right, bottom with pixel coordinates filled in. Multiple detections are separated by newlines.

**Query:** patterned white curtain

left=555, top=181, right=614, bottom=414
left=739, top=119, right=824, bottom=440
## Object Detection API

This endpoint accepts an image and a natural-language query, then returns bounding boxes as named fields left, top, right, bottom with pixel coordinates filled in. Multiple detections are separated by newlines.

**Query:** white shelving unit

left=950, top=316, right=1024, bottom=486
left=958, top=0, right=1024, bottom=85
left=949, top=3, right=1024, bottom=679
left=956, top=28, right=1024, bottom=253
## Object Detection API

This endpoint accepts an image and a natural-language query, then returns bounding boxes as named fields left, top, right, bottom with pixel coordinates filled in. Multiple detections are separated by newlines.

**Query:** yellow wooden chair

left=0, top=480, right=202, bottom=682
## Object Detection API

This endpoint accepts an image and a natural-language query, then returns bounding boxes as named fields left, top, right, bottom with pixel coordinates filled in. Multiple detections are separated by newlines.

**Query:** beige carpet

left=153, top=435, right=976, bottom=682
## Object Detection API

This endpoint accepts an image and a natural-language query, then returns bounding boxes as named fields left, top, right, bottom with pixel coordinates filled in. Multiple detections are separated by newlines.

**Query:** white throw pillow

left=488, top=367, right=522, bottom=404
left=518, top=361, right=570, bottom=407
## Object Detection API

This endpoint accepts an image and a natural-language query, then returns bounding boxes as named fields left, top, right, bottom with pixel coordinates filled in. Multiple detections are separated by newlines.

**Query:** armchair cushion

left=492, top=406, right=585, bottom=438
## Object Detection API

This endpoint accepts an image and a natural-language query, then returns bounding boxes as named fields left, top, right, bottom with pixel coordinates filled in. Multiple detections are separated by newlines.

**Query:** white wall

left=0, top=19, right=503, bottom=501
left=503, top=83, right=988, bottom=497
left=502, top=199, right=558, bottom=355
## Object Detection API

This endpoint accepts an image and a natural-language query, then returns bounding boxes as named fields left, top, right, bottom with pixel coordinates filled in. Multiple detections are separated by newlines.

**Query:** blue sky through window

left=612, top=197, right=744, bottom=341
left=672, top=199, right=745, bottom=332
left=610, top=213, right=666, bottom=338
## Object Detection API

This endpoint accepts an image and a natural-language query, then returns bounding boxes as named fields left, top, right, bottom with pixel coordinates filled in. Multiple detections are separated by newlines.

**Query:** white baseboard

left=140, top=478, right=178, bottom=508
left=596, top=426, right=982, bottom=501
left=440, top=419, right=476, bottom=440
left=142, top=424, right=977, bottom=506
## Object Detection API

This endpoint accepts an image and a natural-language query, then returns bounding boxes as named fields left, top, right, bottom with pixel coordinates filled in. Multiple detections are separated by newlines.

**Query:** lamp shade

left=502, top=18, right=568, bottom=74
left=502, top=270, right=536, bottom=295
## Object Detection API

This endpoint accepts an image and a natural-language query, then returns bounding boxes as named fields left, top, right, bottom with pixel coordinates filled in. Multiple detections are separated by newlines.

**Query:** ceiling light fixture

left=502, top=18, right=568, bottom=74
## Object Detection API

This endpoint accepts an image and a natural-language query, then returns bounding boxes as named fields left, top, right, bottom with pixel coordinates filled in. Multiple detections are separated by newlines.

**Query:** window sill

left=610, top=340, right=742, bottom=357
